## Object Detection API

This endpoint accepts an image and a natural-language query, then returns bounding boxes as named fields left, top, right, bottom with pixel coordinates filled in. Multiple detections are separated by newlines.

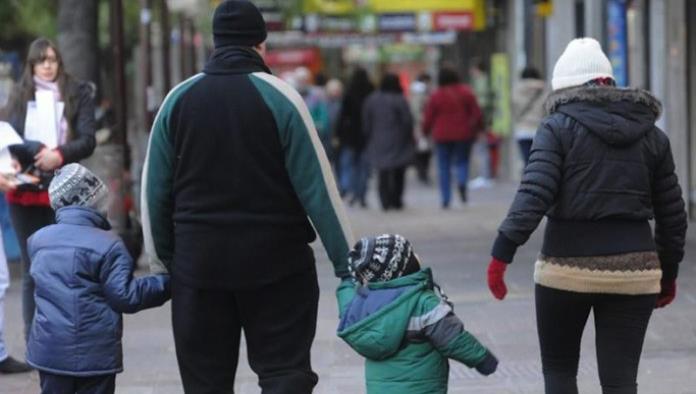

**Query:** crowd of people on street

left=0, top=1, right=689, bottom=394
left=281, top=63, right=494, bottom=211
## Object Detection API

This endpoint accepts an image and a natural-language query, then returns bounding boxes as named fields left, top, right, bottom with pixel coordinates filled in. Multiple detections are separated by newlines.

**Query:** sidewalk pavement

left=2, top=178, right=695, bottom=394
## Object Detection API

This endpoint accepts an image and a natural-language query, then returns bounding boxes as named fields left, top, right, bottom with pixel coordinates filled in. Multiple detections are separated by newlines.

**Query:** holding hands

left=34, top=148, right=63, bottom=171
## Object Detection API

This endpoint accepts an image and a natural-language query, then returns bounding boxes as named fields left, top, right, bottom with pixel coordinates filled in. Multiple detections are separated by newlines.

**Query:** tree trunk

left=57, top=0, right=99, bottom=86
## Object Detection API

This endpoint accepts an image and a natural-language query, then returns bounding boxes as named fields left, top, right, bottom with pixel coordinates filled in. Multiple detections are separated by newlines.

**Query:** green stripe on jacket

left=249, top=72, right=354, bottom=278
left=142, top=73, right=204, bottom=273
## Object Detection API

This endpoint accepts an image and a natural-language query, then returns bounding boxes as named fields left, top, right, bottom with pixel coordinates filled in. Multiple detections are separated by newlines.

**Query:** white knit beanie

left=552, top=38, right=614, bottom=90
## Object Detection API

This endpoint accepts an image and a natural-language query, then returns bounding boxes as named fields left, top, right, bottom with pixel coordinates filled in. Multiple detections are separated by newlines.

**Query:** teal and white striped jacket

left=141, top=47, right=353, bottom=288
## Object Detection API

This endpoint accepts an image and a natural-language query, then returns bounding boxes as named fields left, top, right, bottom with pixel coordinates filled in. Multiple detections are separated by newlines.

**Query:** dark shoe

left=0, top=356, right=32, bottom=374
left=359, top=197, right=368, bottom=208
left=458, top=185, right=467, bottom=203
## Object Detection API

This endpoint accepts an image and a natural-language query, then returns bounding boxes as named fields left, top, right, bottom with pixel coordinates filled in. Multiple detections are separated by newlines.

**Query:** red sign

left=433, top=12, right=474, bottom=31
left=265, top=49, right=319, bottom=67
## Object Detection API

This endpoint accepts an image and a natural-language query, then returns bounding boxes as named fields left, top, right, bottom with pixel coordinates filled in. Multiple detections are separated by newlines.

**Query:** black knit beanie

left=213, top=0, right=267, bottom=48
left=348, top=234, right=421, bottom=284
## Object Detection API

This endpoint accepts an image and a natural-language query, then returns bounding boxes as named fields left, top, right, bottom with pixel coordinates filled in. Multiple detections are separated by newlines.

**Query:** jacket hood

left=544, top=86, right=661, bottom=146
left=337, top=269, right=432, bottom=360
left=56, top=206, right=111, bottom=230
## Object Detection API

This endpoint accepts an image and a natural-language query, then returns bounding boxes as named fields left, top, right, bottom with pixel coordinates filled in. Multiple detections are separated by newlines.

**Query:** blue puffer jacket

left=26, top=206, right=170, bottom=376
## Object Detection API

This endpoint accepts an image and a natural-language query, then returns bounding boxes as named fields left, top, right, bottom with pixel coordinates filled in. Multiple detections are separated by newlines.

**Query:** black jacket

left=141, top=47, right=353, bottom=288
left=493, top=86, right=687, bottom=280
left=6, top=79, right=96, bottom=190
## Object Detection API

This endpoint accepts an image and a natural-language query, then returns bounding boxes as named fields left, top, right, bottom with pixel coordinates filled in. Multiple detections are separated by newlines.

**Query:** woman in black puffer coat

left=486, top=38, right=687, bottom=394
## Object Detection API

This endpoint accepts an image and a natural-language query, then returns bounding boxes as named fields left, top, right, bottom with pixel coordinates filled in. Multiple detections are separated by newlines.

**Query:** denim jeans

left=339, top=148, right=369, bottom=202
left=0, top=226, right=7, bottom=362
left=518, top=138, right=533, bottom=166
left=9, top=204, right=56, bottom=342
left=435, top=141, right=473, bottom=206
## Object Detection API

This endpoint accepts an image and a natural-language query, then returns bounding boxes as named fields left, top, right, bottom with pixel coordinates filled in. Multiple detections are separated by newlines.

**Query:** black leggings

left=535, top=285, right=657, bottom=394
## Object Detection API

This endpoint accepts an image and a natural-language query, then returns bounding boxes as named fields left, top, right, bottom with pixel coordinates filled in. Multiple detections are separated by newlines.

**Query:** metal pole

left=110, top=0, right=127, bottom=152
left=140, top=0, right=154, bottom=131
left=160, top=0, right=171, bottom=92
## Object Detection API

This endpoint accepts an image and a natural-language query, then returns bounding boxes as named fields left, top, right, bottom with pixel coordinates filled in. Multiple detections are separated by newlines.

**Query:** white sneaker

left=468, top=177, right=494, bottom=189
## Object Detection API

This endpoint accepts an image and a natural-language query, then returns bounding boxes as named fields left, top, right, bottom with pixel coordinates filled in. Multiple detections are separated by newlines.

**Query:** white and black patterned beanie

left=348, top=234, right=421, bottom=284
left=49, top=163, right=109, bottom=213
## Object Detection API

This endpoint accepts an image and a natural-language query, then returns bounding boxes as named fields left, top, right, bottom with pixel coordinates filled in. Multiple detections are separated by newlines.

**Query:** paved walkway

left=3, top=178, right=695, bottom=394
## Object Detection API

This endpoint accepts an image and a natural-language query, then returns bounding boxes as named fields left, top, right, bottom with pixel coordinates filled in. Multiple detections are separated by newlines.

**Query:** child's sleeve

left=100, top=240, right=171, bottom=314
left=417, top=293, right=498, bottom=375
left=336, top=278, right=356, bottom=318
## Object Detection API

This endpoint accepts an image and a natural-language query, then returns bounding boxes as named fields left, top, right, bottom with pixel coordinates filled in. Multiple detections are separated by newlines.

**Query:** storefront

left=267, top=0, right=489, bottom=80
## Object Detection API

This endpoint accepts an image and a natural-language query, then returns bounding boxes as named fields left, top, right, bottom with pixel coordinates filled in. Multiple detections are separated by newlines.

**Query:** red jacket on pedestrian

left=423, top=84, right=483, bottom=143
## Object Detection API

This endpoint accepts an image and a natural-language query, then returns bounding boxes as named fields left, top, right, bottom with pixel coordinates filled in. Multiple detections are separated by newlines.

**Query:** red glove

left=487, top=258, right=508, bottom=300
left=655, top=279, right=676, bottom=308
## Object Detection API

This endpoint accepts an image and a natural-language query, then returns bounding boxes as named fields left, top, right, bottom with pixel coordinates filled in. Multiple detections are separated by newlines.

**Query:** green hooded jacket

left=337, top=268, right=495, bottom=394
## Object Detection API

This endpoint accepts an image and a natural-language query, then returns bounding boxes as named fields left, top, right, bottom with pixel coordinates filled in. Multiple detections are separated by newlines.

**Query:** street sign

left=378, top=13, right=417, bottom=32
left=433, top=12, right=474, bottom=31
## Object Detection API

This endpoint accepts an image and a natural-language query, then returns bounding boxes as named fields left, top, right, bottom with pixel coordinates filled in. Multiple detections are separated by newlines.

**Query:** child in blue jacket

left=26, top=163, right=170, bottom=394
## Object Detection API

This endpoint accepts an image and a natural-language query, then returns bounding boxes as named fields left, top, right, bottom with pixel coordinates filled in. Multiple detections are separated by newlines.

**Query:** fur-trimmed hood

left=544, top=86, right=662, bottom=146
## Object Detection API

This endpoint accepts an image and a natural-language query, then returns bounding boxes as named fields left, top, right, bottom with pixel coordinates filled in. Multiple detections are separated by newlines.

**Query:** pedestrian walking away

left=0, top=37, right=96, bottom=342
left=486, top=38, right=688, bottom=394
left=141, top=1, right=354, bottom=393
left=27, top=164, right=170, bottom=394
left=468, top=60, right=495, bottom=188
left=362, top=73, right=415, bottom=211
left=512, top=67, right=548, bottom=166
left=337, top=67, right=374, bottom=207
left=423, top=67, right=483, bottom=208
left=337, top=234, right=498, bottom=394
left=409, top=73, right=434, bottom=185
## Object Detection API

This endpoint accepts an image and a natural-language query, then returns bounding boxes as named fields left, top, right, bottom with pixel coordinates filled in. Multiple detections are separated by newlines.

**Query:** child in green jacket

left=337, top=234, right=498, bottom=394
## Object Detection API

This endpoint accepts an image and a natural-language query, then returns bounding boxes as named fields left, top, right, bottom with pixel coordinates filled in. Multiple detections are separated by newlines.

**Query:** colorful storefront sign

left=433, top=12, right=475, bottom=31
left=369, top=0, right=485, bottom=30
left=378, top=13, right=417, bottom=32
left=304, top=14, right=358, bottom=33
left=302, top=0, right=356, bottom=14
left=300, top=0, right=486, bottom=31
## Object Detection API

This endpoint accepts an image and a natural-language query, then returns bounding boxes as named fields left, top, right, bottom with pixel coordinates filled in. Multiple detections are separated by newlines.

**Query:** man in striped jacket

left=140, top=2, right=353, bottom=392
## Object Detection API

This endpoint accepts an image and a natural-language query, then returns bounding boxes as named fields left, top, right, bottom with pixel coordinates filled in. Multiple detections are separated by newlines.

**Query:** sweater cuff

left=475, top=351, right=498, bottom=376
left=658, top=250, right=682, bottom=281
left=660, top=261, right=679, bottom=281
left=335, top=267, right=351, bottom=280
left=491, top=233, right=518, bottom=263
